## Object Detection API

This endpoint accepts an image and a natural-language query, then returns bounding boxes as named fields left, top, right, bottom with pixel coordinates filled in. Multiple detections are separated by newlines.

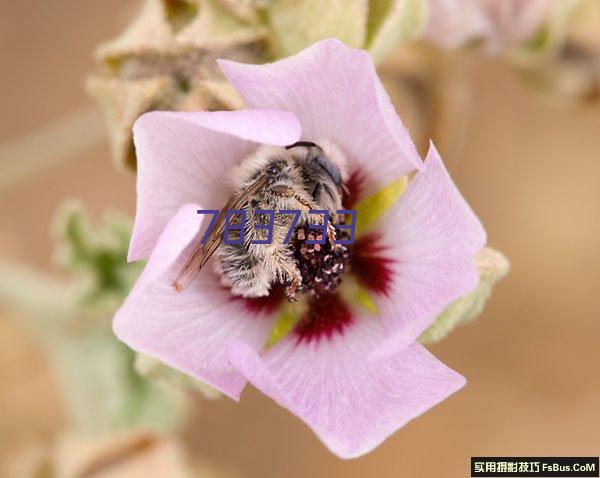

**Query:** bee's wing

left=172, top=175, right=268, bottom=291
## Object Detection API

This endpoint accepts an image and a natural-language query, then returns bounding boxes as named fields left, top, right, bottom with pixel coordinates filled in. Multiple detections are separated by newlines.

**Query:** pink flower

left=426, top=0, right=552, bottom=53
left=114, top=39, right=486, bottom=458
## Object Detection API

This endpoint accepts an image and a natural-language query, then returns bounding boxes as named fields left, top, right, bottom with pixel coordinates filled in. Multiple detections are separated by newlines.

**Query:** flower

left=425, top=0, right=554, bottom=53
left=113, top=39, right=486, bottom=458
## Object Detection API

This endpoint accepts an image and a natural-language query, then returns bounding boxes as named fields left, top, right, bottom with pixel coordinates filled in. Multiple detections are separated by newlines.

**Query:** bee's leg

left=265, top=246, right=302, bottom=302
left=267, top=185, right=296, bottom=197
left=285, top=276, right=301, bottom=302
left=327, top=221, right=342, bottom=250
left=266, top=185, right=314, bottom=210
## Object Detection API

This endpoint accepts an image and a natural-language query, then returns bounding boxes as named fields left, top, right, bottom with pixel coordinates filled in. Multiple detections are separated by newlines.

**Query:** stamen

left=290, top=224, right=350, bottom=299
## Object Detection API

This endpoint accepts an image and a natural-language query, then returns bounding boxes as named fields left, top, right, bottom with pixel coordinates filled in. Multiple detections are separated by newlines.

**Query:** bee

left=173, top=140, right=347, bottom=300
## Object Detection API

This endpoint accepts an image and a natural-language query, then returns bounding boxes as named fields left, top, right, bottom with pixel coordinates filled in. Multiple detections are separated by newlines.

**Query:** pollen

left=290, top=225, right=350, bottom=299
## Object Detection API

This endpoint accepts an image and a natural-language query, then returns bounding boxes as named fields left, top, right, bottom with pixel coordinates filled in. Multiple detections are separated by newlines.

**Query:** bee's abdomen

left=217, top=243, right=271, bottom=298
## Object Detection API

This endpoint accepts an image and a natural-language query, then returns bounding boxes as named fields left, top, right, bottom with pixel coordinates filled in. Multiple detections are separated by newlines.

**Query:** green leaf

left=366, top=0, right=429, bottom=63
left=52, top=200, right=144, bottom=314
left=0, top=202, right=194, bottom=435
left=354, top=175, right=408, bottom=236
left=419, top=247, right=510, bottom=344
left=268, top=0, right=369, bottom=56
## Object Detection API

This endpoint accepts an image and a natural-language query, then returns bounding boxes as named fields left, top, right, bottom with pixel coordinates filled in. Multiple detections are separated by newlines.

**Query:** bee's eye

left=313, top=156, right=342, bottom=185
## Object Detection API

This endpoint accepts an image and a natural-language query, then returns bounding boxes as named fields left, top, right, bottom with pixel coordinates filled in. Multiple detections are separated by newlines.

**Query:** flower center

left=294, top=294, right=353, bottom=343
left=241, top=168, right=398, bottom=344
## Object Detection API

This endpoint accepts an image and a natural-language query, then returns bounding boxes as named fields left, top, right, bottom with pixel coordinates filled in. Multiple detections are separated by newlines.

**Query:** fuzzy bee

left=173, top=140, right=347, bottom=299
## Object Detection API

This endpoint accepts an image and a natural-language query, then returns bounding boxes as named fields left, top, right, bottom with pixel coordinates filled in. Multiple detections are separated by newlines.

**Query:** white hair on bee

left=227, top=145, right=283, bottom=186
left=227, top=140, right=348, bottom=187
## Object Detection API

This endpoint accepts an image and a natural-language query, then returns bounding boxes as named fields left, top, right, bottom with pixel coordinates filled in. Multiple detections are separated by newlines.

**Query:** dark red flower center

left=294, top=293, right=353, bottom=343
left=350, top=233, right=395, bottom=296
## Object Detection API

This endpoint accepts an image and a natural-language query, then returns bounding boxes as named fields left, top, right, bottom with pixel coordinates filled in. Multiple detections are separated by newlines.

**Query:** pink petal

left=114, top=204, right=275, bottom=400
left=129, top=109, right=301, bottom=261
left=371, top=143, right=486, bottom=360
left=227, top=319, right=465, bottom=459
left=218, top=39, right=422, bottom=192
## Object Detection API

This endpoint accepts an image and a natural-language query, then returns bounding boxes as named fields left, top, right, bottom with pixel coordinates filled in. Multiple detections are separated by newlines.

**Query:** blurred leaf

left=192, top=0, right=267, bottom=43
left=366, top=0, right=428, bottom=63
left=0, top=260, right=187, bottom=435
left=52, top=201, right=145, bottom=314
left=194, top=79, right=245, bottom=110
left=213, top=0, right=263, bottom=23
left=50, top=329, right=186, bottom=435
left=0, top=200, right=193, bottom=436
left=268, top=0, right=368, bottom=56
left=0, top=259, right=74, bottom=326
left=514, top=0, right=584, bottom=61
left=135, top=354, right=222, bottom=400
left=419, top=247, right=510, bottom=344
left=164, top=0, right=199, bottom=32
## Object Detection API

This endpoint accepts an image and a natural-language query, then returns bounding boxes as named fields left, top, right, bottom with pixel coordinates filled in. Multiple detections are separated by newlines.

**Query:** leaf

left=164, top=0, right=198, bottom=32
left=52, top=201, right=145, bottom=314
left=354, top=175, right=408, bottom=236
left=186, top=0, right=267, bottom=45
left=0, top=259, right=75, bottom=325
left=366, top=0, right=429, bottom=63
left=196, top=79, right=245, bottom=110
left=134, top=353, right=222, bottom=399
left=51, top=330, right=187, bottom=435
left=0, top=202, right=194, bottom=435
left=268, top=0, right=369, bottom=56
left=213, top=0, right=263, bottom=23
left=419, top=247, right=510, bottom=344
left=0, top=263, right=188, bottom=434
left=512, top=0, right=584, bottom=63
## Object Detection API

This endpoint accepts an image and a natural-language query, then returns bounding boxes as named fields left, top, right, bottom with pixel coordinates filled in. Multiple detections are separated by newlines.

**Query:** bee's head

left=286, top=141, right=343, bottom=212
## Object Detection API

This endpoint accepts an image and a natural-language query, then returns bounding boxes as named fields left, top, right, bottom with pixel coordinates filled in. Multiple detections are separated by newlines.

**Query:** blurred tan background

left=1, top=1, right=599, bottom=477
